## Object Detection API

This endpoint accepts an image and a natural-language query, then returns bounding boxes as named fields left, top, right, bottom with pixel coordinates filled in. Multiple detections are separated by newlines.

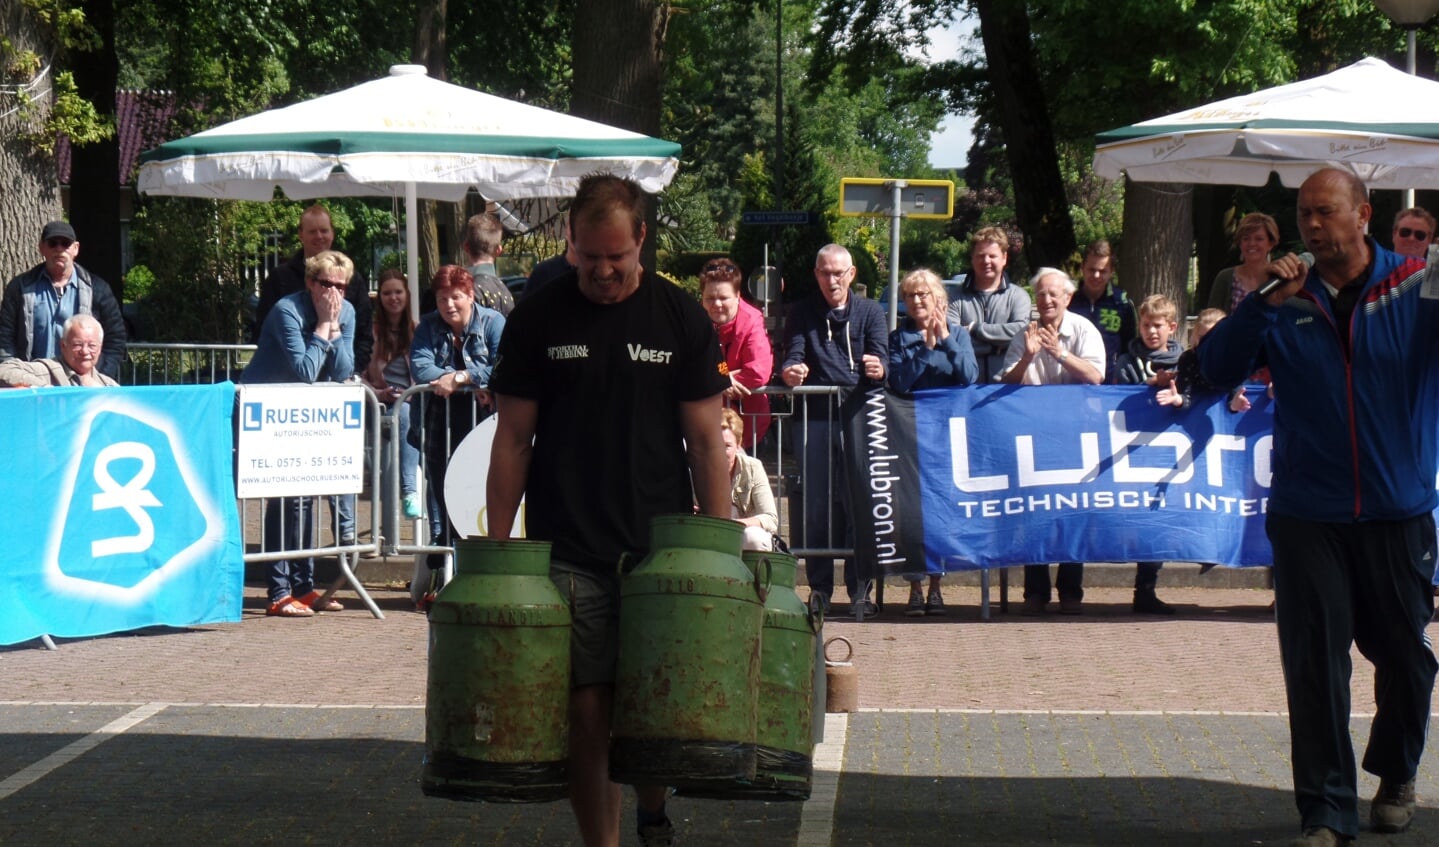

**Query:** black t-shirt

left=489, top=268, right=729, bottom=572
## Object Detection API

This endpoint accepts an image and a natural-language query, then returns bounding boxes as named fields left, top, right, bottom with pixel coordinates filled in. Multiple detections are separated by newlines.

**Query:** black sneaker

left=905, top=593, right=926, bottom=616
left=1288, top=825, right=1351, bottom=847
left=809, top=591, right=831, bottom=617
left=845, top=600, right=878, bottom=621
left=1132, top=589, right=1176, bottom=615
left=638, top=818, right=676, bottom=847
left=926, top=590, right=947, bottom=616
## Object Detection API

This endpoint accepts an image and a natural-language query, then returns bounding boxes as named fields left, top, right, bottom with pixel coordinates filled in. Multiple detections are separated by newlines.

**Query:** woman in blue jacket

left=888, top=268, right=978, bottom=615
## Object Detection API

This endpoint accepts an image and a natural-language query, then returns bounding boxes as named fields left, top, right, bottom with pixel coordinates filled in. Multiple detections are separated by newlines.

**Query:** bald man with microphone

left=1200, top=167, right=1439, bottom=847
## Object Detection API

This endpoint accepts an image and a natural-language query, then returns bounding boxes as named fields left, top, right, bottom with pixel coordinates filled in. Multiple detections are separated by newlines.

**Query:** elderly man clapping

left=0, top=314, right=117, bottom=387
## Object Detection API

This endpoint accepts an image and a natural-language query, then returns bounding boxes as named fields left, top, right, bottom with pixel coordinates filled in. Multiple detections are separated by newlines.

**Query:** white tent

left=138, top=64, right=681, bottom=306
left=1093, top=57, right=1439, bottom=189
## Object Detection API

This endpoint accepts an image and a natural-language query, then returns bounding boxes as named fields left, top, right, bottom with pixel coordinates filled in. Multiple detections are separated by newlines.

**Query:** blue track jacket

left=1198, top=239, right=1435, bottom=522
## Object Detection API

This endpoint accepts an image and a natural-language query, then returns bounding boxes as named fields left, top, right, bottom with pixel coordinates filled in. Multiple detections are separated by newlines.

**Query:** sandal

left=297, top=590, right=343, bottom=612
left=266, top=596, right=315, bottom=617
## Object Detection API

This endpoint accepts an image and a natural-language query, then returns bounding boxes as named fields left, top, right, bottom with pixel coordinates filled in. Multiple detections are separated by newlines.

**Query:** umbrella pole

left=407, top=182, right=421, bottom=322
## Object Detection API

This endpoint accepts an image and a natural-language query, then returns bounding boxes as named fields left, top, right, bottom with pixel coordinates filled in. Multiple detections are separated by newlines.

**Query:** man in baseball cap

left=0, top=221, right=127, bottom=379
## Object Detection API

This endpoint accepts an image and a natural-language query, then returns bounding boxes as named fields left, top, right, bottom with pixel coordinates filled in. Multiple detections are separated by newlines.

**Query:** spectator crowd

left=9, top=172, right=1438, bottom=847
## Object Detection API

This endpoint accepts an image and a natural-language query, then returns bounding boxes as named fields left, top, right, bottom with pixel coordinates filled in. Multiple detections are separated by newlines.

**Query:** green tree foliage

left=2, top=0, right=112, bottom=151
left=664, top=0, right=944, bottom=289
left=126, top=198, right=259, bottom=342
left=661, top=0, right=773, bottom=228
left=110, top=0, right=576, bottom=340
left=731, top=102, right=837, bottom=302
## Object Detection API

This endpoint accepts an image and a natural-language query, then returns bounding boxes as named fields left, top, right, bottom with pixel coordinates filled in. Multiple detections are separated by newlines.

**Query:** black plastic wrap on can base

left=422, top=751, right=568, bottom=804
left=608, top=738, right=757, bottom=790
left=669, top=745, right=813, bottom=802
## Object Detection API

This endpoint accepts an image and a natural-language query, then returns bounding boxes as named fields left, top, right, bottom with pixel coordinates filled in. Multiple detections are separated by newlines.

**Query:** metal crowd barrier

left=746, top=384, right=1005, bottom=620
left=124, top=342, right=256, bottom=386
left=119, top=343, right=902, bottom=622
left=378, top=383, right=497, bottom=596
left=743, top=385, right=876, bottom=621
left=235, top=383, right=387, bottom=618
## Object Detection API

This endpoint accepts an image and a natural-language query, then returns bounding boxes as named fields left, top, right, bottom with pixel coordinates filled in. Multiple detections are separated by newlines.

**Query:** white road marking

left=0, top=702, right=169, bottom=800
left=797, top=712, right=848, bottom=847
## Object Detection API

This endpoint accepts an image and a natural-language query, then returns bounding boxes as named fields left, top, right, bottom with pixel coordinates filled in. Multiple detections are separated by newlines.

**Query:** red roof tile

left=57, top=90, right=179, bottom=185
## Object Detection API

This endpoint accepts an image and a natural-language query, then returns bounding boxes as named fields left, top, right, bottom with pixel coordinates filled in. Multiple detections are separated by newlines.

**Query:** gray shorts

left=550, top=561, right=621, bottom=688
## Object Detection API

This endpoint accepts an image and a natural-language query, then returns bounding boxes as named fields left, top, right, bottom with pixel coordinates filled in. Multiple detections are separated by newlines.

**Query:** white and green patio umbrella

left=137, top=64, right=681, bottom=307
left=1093, top=57, right=1439, bottom=189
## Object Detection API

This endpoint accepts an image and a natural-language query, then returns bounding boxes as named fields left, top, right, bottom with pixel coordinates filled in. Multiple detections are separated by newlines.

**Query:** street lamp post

left=1373, top=0, right=1439, bottom=207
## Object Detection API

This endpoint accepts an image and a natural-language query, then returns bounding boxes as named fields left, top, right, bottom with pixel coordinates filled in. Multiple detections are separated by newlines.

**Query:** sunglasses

left=312, top=279, right=348, bottom=291
left=1397, top=226, right=1430, bottom=241
left=701, top=259, right=740, bottom=276
left=45, top=238, right=73, bottom=249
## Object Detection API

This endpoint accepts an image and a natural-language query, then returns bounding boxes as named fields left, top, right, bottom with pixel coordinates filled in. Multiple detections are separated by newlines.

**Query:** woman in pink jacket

left=700, top=258, right=773, bottom=450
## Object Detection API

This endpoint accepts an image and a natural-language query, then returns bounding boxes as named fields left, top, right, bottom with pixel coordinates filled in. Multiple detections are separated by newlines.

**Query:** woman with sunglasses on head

left=699, top=258, right=773, bottom=451
left=1207, top=212, right=1280, bottom=315
left=365, top=269, right=423, bottom=520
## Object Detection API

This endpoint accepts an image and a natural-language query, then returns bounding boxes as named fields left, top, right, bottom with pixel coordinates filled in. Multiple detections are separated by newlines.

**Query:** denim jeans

left=263, top=496, right=315, bottom=604
left=327, top=494, right=356, bottom=544
left=394, top=399, right=419, bottom=497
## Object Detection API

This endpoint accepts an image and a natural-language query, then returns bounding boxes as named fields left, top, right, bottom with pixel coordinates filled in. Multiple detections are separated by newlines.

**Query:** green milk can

left=423, top=538, right=571, bottom=803
left=676, top=550, right=817, bottom=801
left=610, top=514, right=764, bottom=790
left=746, top=550, right=816, bottom=799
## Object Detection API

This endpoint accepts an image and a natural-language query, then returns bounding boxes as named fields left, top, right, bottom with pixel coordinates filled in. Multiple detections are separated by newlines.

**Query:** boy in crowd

left=1109, top=294, right=1182, bottom=614
left=1155, top=308, right=1225, bottom=411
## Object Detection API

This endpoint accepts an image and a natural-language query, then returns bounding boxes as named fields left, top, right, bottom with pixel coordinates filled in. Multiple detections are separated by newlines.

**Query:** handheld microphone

left=1256, top=252, right=1314, bottom=297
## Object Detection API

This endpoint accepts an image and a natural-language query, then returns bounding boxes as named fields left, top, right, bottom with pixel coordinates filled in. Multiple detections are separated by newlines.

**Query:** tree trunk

left=1118, top=179, right=1194, bottom=314
left=413, top=0, right=448, bottom=80
left=1190, top=184, right=1228, bottom=316
left=0, top=3, right=64, bottom=276
left=69, top=0, right=122, bottom=297
left=572, top=0, right=667, bottom=271
left=971, top=0, right=1075, bottom=268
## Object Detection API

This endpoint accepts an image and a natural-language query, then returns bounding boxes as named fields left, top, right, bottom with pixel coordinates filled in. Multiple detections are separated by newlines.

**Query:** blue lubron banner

left=846, top=383, right=1279, bottom=575
left=0, top=383, right=244, bottom=646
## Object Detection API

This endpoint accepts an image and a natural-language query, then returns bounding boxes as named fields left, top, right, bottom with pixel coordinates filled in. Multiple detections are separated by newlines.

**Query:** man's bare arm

left=486, top=393, right=538, bottom=538
left=679, top=393, right=729, bottom=519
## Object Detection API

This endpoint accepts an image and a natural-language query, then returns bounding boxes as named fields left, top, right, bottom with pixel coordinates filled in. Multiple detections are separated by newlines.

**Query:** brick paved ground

left=3, top=582, right=1439, bottom=845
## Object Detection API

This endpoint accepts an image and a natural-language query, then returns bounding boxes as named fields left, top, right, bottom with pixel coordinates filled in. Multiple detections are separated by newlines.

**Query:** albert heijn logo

left=241, top=399, right=363, bottom=431
left=46, top=400, right=225, bottom=601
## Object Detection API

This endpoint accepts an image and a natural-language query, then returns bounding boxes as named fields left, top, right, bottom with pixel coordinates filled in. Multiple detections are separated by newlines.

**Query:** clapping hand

left=1033, top=323, right=1062, bottom=360
left=922, top=309, right=948, bottom=348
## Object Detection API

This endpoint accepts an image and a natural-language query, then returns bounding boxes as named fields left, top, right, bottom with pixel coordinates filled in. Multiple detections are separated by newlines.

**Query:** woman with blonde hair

left=888, top=267, right=978, bottom=614
left=721, top=407, right=778, bottom=551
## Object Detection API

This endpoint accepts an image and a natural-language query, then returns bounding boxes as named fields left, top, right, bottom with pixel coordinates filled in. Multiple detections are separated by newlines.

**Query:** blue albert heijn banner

left=0, top=383, right=243, bottom=645
left=846, top=383, right=1278, bottom=577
